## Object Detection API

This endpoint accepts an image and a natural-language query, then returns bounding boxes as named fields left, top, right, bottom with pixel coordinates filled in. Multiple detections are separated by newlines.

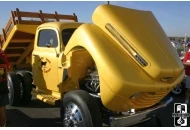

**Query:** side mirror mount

left=46, top=43, right=53, bottom=48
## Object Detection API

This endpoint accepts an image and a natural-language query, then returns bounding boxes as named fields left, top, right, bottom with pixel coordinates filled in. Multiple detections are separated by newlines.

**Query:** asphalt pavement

left=5, top=94, right=190, bottom=127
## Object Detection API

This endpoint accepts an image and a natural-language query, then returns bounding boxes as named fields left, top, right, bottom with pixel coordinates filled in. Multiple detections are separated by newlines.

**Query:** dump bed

left=0, top=8, right=78, bottom=69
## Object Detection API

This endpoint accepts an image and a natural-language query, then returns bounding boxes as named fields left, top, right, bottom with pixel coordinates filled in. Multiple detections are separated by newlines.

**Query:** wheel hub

left=63, top=103, right=83, bottom=127
left=172, top=84, right=182, bottom=94
left=20, top=81, right=23, bottom=98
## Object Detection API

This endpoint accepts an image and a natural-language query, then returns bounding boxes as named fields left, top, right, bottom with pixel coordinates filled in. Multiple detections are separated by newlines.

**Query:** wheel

left=61, top=90, right=102, bottom=127
left=172, top=84, right=183, bottom=95
left=16, top=71, right=33, bottom=104
left=171, top=82, right=185, bottom=96
left=7, top=72, right=21, bottom=106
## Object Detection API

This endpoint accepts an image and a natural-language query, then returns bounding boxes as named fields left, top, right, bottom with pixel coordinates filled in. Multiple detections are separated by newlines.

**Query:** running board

left=31, top=89, right=60, bottom=105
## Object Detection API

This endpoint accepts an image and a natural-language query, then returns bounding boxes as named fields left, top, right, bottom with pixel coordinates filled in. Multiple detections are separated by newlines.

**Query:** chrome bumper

left=110, top=97, right=173, bottom=126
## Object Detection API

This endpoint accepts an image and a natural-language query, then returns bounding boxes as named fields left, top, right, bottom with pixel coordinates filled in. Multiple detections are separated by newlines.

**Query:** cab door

left=32, top=28, right=60, bottom=92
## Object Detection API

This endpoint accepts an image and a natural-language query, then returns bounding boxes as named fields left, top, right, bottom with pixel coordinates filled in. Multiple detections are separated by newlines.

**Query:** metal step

left=31, top=89, right=59, bottom=105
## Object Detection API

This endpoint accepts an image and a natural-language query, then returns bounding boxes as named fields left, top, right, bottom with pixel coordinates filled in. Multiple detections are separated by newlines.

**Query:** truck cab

left=32, top=22, right=82, bottom=102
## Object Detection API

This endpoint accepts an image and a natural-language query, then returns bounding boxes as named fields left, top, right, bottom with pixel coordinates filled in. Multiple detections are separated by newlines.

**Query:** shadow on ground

left=6, top=109, right=61, bottom=127
left=5, top=94, right=190, bottom=127
left=18, top=99, right=60, bottom=108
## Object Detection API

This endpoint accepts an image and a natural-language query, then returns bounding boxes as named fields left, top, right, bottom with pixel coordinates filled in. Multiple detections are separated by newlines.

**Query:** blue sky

left=0, top=1, right=190, bottom=37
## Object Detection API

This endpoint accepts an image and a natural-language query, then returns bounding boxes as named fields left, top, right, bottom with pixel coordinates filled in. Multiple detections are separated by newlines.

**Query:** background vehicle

left=171, top=77, right=186, bottom=96
left=0, top=4, right=184, bottom=126
left=171, top=56, right=186, bottom=96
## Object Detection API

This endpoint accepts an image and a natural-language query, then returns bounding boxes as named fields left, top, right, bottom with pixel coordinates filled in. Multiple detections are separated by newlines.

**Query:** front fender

left=64, top=24, right=154, bottom=111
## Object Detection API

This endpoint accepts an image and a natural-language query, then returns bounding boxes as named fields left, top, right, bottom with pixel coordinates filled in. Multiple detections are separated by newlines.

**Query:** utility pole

left=184, top=33, right=187, bottom=43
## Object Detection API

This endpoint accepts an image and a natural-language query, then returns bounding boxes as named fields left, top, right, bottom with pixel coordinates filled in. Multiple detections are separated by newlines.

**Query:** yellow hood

left=92, top=4, right=184, bottom=83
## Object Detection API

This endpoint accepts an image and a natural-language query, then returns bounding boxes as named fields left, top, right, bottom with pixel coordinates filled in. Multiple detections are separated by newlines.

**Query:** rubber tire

left=16, top=71, right=33, bottom=105
left=7, top=72, right=21, bottom=106
left=61, top=90, right=102, bottom=127
left=171, top=82, right=186, bottom=96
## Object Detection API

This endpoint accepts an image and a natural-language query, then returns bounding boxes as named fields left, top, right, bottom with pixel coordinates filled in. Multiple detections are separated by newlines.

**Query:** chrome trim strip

left=105, top=23, right=148, bottom=67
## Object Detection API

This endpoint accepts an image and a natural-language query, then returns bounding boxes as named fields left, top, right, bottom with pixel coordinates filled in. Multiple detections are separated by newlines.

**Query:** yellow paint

left=16, top=39, right=34, bottom=65
left=3, top=4, right=184, bottom=111
left=92, top=4, right=184, bottom=84
left=2, top=25, right=38, bottom=51
left=32, top=23, right=83, bottom=95
left=64, top=4, right=184, bottom=111
left=0, top=68, right=4, bottom=75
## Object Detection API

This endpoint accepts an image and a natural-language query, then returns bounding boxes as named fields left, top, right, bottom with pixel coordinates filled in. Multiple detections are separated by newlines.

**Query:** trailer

left=0, top=4, right=184, bottom=126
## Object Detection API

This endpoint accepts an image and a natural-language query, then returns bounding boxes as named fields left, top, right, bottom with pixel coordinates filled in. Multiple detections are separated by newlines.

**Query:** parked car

left=171, top=77, right=186, bottom=96
left=171, top=56, right=186, bottom=96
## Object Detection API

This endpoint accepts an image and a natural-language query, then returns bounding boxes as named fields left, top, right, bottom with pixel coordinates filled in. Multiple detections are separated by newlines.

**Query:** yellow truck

left=0, top=4, right=184, bottom=127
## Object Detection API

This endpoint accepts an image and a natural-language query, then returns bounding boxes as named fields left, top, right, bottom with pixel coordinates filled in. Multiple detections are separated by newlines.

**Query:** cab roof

left=38, top=22, right=83, bottom=30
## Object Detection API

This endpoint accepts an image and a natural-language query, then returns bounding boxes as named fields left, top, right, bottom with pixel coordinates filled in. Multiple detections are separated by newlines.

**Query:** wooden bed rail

left=0, top=8, right=78, bottom=47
